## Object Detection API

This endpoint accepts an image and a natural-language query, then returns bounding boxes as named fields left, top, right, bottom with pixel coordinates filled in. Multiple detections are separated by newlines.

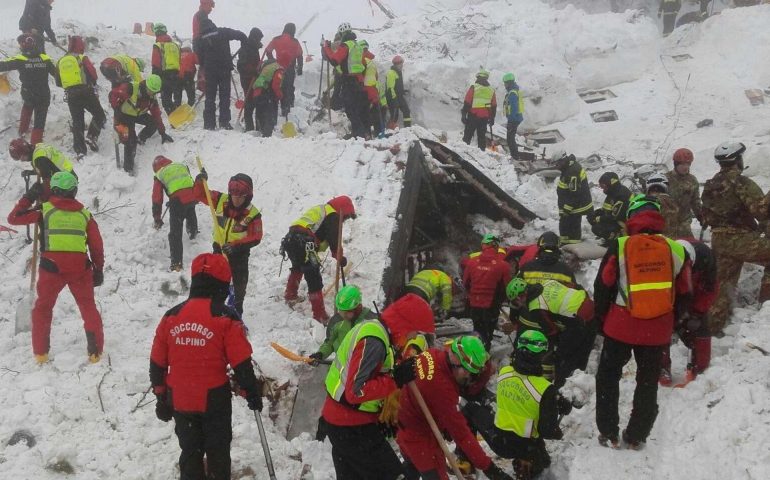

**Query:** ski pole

left=253, top=411, right=277, bottom=480
left=22, top=171, right=32, bottom=243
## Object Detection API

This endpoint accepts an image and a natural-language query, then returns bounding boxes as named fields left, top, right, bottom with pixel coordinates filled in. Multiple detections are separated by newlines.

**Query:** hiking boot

left=684, top=364, right=697, bottom=383
left=85, top=135, right=99, bottom=152
left=169, top=262, right=183, bottom=272
left=221, top=122, right=233, bottom=130
left=89, top=353, right=102, bottom=364
left=35, top=353, right=49, bottom=365
left=659, top=368, right=672, bottom=387
left=622, top=429, right=644, bottom=450
left=598, top=433, right=620, bottom=449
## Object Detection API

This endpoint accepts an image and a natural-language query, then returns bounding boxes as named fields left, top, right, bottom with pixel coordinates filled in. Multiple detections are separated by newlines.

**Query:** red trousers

left=32, top=267, right=103, bottom=355
left=397, top=432, right=449, bottom=479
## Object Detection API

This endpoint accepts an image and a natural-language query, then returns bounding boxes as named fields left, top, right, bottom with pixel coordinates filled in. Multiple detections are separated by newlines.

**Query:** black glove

left=378, top=421, right=397, bottom=439
left=196, top=169, right=208, bottom=182
left=153, top=218, right=164, bottom=230
left=160, top=133, right=174, bottom=144
left=338, top=255, right=347, bottom=267
left=483, top=463, right=513, bottom=480
left=93, top=269, right=104, bottom=287
left=155, top=395, right=173, bottom=422
left=246, top=391, right=263, bottom=411
left=392, top=356, right=417, bottom=388
left=308, top=351, right=324, bottom=365
left=222, top=244, right=241, bottom=256
left=24, top=182, right=43, bottom=203
left=556, top=395, right=573, bottom=416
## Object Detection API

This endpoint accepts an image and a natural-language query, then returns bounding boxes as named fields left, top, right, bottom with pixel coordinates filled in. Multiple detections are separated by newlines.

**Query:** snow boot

left=598, top=433, right=620, bottom=449
left=622, top=429, right=643, bottom=450
left=659, top=367, right=672, bottom=387
left=35, top=353, right=49, bottom=365
left=18, top=105, right=32, bottom=136
left=284, top=270, right=303, bottom=302
left=221, top=122, right=233, bottom=130
left=30, top=128, right=44, bottom=146
left=308, top=291, right=329, bottom=324
left=169, top=262, right=183, bottom=272
left=693, top=335, right=711, bottom=373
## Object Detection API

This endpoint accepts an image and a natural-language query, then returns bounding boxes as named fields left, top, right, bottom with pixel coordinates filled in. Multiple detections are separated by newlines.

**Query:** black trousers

left=284, top=231, right=323, bottom=293
left=340, top=76, right=368, bottom=138
left=204, top=72, right=231, bottom=128
left=552, top=319, right=597, bottom=388
left=225, top=250, right=250, bottom=315
left=280, top=67, right=296, bottom=117
left=559, top=213, right=583, bottom=243
left=596, top=337, right=662, bottom=443
left=66, top=86, right=106, bottom=155
left=506, top=121, right=520, bottom=159
left=176, top=74, right=196, bottom=107
left=119, top=112, right=157, bottom=173
left=173, top=386, right=233, bottom=480
left=254, top=95, right=278, bottom=137
left=21, top=90, right=50, bottom=131
left=325, top=421, right=404, bottom=480
left=463, top=115, right=488, bottom=150
left=160, top=70, right=180, bottom=114
left=662, top=12, right=678, bottom=35
left=470, top=305, right=500, bottom=351
left=388, top=98, right=411, bottom=127
left=169, top=199, right=198, bottom=265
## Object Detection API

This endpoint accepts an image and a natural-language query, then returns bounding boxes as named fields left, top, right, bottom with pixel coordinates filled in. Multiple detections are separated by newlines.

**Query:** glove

left=483, top=463, right=513, bottom=480
left=246, top=391, right=263, bottom=411
left=222, top=243, right=241, bottom=256
left=461, top=112, right=467, bottom=125
left=378, top=390, right=401, bottom=426
left=153, top=218, right=164, bottom=230
left=378, top=421, right=397, bottom=439
left=196, top=169, right=208, bottom=182
left=155, top=395, right=173, bottom=422
left=93, top=269, right=104, bottom=287
left=556, top=395, right=573, bottom=416
left=160, top=133, right=174, bottom=144
left=392, top=356, right=417, bottom=388
left=308, top=351, right=324, bottom=366
left=24, top=182, right=43, bottom=203
left=338, top=255, right=347, bottom=267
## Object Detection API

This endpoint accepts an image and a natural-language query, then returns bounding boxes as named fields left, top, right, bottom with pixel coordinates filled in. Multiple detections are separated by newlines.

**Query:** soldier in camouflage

left=666, top=148, right=703, bottom=238
left=701, top=142, right=770, bottom=336
left=645, top=174, right=680, bottom=239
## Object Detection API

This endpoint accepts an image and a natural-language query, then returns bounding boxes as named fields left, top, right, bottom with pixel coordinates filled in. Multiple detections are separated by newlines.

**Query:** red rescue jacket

left=463, top=246, right=513, bottom=308
left=179, top=50, right=198, bottom=77
left=264, top=33, right=303, bottom=68
left=192, top=180, right=263, bottom=248
left=109, top=83, right=167, bottom=134
left=151, top=180, right=196, bottom=221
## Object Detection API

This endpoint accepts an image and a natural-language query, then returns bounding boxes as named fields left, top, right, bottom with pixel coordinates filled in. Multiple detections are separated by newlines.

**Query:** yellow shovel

left=0, top=74, right=12, bottom=95
left=169, top=94, right=204, bottom=129
left=281, top=120, right=297, bottom=138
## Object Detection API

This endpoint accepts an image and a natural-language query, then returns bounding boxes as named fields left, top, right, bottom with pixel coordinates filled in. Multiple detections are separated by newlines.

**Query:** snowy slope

left=1, top=1, right=770, bottom=479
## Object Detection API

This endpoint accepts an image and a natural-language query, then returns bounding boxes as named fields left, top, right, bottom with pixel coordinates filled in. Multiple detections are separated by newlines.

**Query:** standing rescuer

left=150, top=253, right=264, bottom=480
left=265, top=22, right=303, bottom=118
left=589, top=171, right=632, bottom=244
left=386, top=55, right=411, bottom=128
left=502, top=72, right=523, bottom=160
left=462, top=70, right=496, bottom=151
left=666, top=148, right=703, bottom=238
left=553, top=149, right=593, bottom=244
left=7, top=171, right=105, bottom=364
left=151, top=22, right=182, bottom=114
left=151, top=156, right=198, bottom=272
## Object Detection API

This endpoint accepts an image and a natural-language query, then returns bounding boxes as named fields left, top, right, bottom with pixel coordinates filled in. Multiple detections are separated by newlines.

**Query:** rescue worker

left=322, top=296, right=433, bottom=479
left=362, top=42, right=385, bottom=136
left=177, top=46, right=198, bottom=107
left=281, top=196, right=356, bottom=323
left=463, top=235, right=513, bottom=349
left=463, top=331, right=569, bottom=480
left=659, top=0, right=682, bottom=36
left=518, top=231, right=579, bottom=288
left=7, top=171, right=105, bottom=364
left=249, top=59, right=284, bottom=137
left=506, top=277, right=595, bottom=387
left=99, top=54, right=144, bottom=86
left=0, top=34, right=57, bottom=145
left=386, top=55, right=411, bottom=128
left=237, top=28, right=263, bottom=131
left=666, top=148, right=702, bottom=238
left=193, top=171, right=262, bottom=315
left=151, top=23, right=182, bottom=114
left=462, top=70, right=496, bottom=151
left=594, top=195, right=691, bottom=448
left=8, top=139, right=76, bottom=200
left=553, top=150, right=593, bottom=244
left=459, top=233, right=507, bottom=272
left=660, top=239, right=717, bottom=385
left=149, top=253, right=264, bottom=480
left=398, top=336, right=513, bottom=480
left=197, top=18, right=248, bottom=130
left=19, top=0, right=57, bottom=49
left=265, top=22, right=303, bottom=117
left=57, top=35, right=105, bottom=157
left=109, top=74, right=173, bottom=174
left=505, top=242, right=540, bottom=274
left=588, top=171, right=632, bottom=244
left=502, top=72, right=524, bottom=160
left=644, top=173, right=679, bottom=239
left=405, top=269, right=454, bottom=319
left=192, top=0, right=214, bottom=54
left=322, top=23, right=373, bottom=138
left=702, top=142, right=770, bottom=337
left=308, top=285, right=377, bottom=364
left=151, top=156, right=198, bottom=272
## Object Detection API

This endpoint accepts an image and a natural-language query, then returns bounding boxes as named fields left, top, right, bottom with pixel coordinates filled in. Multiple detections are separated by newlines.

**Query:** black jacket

left=590, top=181, right=632, bottom=240
left=236, top=28, right=263, bottom=85
left=519, top=252, right=579, bottom=288
left=19, top=0, right=55, bottom=42
left=557, top=159, right=593, bottom=216
left=198, top=21, right=247, bottom=76
left=0, top=52, right=57, bottom=99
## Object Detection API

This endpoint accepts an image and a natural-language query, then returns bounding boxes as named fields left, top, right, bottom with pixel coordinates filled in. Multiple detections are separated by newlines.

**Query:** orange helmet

left=9, top=138, right=32, bottom=160
left=392, top=55, right=404, bottom=65
left=673, top=148, right=694, bottom=165
left=328, top=195, right=356, bottom=219
left=152, top=155, right=172, bottom=172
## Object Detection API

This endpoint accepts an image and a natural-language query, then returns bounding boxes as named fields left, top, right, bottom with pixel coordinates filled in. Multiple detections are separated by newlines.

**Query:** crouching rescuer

left=150, top=253, right=264, bottom=480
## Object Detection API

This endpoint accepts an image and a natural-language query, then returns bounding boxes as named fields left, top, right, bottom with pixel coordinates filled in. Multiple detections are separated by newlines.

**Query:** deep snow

left=1, top=1, right=770, bottom=479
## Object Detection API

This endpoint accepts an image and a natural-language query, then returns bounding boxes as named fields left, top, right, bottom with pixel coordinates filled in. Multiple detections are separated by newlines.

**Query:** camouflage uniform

left=667, top=169, right=702, bottom=238
left=701, top=165, right=770, bottom=334
left=656, top=193, right=680, bottom=239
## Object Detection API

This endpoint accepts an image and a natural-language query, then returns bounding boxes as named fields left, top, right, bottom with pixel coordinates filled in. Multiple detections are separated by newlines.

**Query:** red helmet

left=673, top=148, right=694, bottom=165
left=228, top=173, right=253, bottom=197
left=152, top=155, right=172, bottom=172
left=392, top=55, right=404, bottom=65
left=328, top=195, right=356, bottom=219
left=68, top=35, right=85, bottom=54
left=200, top=0, right=215, bottom=6
left=9, top=138, right=32, bottom=160
left=191, top=253, right=231, bottom=283
left=17, top=34, right=37, bottom=54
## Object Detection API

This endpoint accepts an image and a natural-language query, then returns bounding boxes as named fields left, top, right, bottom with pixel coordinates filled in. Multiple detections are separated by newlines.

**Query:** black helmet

left=537, top=231, right=560, bottom=253
left=598, top=171, right=619, bottom=188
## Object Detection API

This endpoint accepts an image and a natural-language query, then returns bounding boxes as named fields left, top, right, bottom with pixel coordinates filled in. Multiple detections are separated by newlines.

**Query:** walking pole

left=407, top=382, right=465, bottom=479
left=326, top=58, right=332, bottom=128
left=253, top=411, right=277, bottom=480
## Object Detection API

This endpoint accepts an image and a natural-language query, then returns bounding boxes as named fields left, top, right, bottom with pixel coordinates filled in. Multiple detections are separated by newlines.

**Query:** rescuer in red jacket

left=264, top=22, right=303, bottom=117
left=150, top=253, right=263, bottom=480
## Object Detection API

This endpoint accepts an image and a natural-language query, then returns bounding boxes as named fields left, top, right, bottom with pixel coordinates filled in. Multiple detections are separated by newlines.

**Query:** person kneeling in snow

left=150, top=253, right=264, bottom=480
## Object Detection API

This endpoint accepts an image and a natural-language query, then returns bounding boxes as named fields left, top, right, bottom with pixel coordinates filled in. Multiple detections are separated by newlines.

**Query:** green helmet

left=50, top=171, right=78, bottom=192
left=627, top=194, right=660, bottom=219
left=506, top=277, right=527, bottom=300
left=502, top=72, right=515, bottom=83
left=450, top=336, right=487, bottom=374
left=145, top=74, right=162, bottom=94
left=481, top=233, right=499, bottom=245
left=335, top=285, right=362, bottom=311
left=517, top=330, right=549, bottom=354
left=135, top=58, right=146, bottom=71
left=153, top=23, right=167, bottom=35
left=477, top=69, right=490, bottom=79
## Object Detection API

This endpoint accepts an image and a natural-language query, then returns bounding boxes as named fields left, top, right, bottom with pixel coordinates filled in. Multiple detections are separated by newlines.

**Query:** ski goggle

left=228, top=179, right=251, bottom=197
left=517, top=335, right=548, bottom=354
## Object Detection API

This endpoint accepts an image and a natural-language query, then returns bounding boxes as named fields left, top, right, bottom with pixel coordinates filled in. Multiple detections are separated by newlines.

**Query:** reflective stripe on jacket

left=495, top=365, right=550, bottom=438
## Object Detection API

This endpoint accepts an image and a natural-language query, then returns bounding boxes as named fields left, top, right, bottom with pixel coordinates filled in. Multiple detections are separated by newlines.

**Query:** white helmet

left=338, top=22, right=352, bottom=35
left=714, top=141, right=746, bottom=163
left=550, top=148, right=568, bottom=163
left=645, top=173, right=669, bottom=194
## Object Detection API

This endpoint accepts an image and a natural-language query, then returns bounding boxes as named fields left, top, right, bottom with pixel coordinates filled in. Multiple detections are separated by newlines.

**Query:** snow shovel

left=0, top=74, right=11, bottom=95
left=302, top=41, right=313, bottom=62
left=16, top=222, right=39, bottom=334
left=269, top=342, right=331, bottom=365
left=168, top=94, right=204, bottom=130
left=253, top=411, right=277, bottom=480
left=281, top=117, right=297, bottom=138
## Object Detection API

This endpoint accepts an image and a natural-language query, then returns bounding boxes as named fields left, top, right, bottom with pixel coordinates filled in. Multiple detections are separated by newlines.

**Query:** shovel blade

left=282, top=121, right=297, bottom=138
left=168, top=104, right=195, bottom=129
left=15, top=293, right=34, bottom=334
left=0, top=74, right=11, bottom=95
